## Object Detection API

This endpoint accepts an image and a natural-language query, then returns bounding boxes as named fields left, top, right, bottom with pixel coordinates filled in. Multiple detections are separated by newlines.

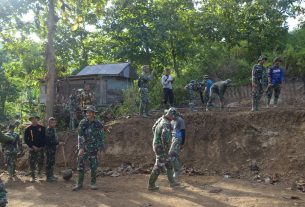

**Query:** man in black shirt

left=24, top=114, right=46, bottom=182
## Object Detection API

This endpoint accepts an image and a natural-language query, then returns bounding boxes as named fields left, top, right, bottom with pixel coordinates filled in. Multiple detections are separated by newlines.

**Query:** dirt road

left=5, top=173, right=305, bottom=207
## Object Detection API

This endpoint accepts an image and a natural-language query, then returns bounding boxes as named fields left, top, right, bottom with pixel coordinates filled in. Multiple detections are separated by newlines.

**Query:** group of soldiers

left=138, top=56, right=285, bottom=113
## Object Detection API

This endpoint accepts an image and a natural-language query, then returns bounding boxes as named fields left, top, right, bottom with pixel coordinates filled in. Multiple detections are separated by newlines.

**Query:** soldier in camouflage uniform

left=148, top=108, right=180, bottom=191
left=73, top=105, right=105, bottom=191
left=169, top=113, right=185, bottom=182
left=266, top=57, right=285, bottom=107
left=206, top=79, right=232, bottom=111
left=138, top=65, right=154, bottom=117
left=0, top=130, right=16, bottom=207
left=24, top=114, right=46, bottom=183
left=184, top=80, right=197, bottom=112
left=3, top=124, right=22, bottom=180
left=45, top=117, right=64, bottom=182
left=251, top=55, right=267, bottom=111
left=68, top=89, right=78, bottom=130
left=80, top=84, right=96, bottom=109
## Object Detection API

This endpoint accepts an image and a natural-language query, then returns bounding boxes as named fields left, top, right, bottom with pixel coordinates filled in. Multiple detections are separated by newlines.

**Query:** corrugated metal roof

left=76, top=63, right=130, bottom=77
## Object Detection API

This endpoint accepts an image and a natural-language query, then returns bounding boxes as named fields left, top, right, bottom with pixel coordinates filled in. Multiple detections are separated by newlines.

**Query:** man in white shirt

left=161, top=68, right=174, bottom=107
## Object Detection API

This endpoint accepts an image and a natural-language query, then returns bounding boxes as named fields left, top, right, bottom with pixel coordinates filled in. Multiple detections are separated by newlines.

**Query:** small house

left=40, top=62, right=138, bottom=106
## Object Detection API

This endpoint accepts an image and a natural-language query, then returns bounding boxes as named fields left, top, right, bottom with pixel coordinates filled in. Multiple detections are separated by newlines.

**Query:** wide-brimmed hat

left=28, top=114, right=40, bottom=121
left=83, top=105, right=98, bottom=113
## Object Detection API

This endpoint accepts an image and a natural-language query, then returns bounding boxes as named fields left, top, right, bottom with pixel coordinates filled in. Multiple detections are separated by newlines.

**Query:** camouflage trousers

left=266, top=84, right=281, bottom=105
left=168, top=138, right=181, bottom=179
left=4, top=152, right=17, bottom=177
left=45, top=146, right=56, bottom=178
left=29, top=150, right=44, bottom=178
left=252, top=83, right=263, bottom=110
left=0, top=179, right=7, bottom=207
left=188, top=90, right=196, bottom=111
left=152, top=145, right=172, bottom=175
left=139, top=88, right=149, bottom=115
left=77, top=152, right=98, bottom=185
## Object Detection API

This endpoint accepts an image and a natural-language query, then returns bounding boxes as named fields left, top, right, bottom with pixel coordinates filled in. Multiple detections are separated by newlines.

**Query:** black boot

left=148, top=171, right=159, bottom=191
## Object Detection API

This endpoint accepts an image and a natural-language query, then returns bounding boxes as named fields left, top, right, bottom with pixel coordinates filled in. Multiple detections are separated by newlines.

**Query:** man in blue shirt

left=267, top=57, right=285, bottom=107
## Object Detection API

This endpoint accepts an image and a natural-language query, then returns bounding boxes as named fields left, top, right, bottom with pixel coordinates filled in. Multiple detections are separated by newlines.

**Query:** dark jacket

left=24, top=124, right=46, bottom=148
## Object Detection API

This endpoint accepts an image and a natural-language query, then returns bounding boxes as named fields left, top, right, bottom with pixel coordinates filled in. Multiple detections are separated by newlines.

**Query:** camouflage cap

left=164, top=107, right=178, bottom=117
left=28, top=114, right=40, bottom=121
left=258, top=55, right=267, bottom=61
left=84, top=105, right=98, bottom=113
left=190, top=80, right=196, bottom=84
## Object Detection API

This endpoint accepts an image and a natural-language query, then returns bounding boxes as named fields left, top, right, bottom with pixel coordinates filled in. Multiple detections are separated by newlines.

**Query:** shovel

left=61, top=145, right=73, bottom=181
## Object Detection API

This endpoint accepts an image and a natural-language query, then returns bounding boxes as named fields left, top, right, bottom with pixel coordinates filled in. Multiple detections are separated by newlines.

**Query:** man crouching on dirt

left=169, top=112, right=185, bottom=183
left=73, top=105, right=105, bottom=191
left=148, top=107, right=180, bottom=191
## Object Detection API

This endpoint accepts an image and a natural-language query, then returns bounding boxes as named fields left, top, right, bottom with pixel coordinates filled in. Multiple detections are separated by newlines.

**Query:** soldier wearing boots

left=148, top=107, right=180, bottom=191
left=169, top=113, right=185, bottom=182
left=73, top=105, right=105, bottom=191
left=184, top=80, right=197, bottom=112
left=24, top=114, right=46, bottom=183
left=266, top=57, right=285, bottom=107
left=251, top=55, right=267, bottom=111
left=0, top=131, right=15, bottom=207
left=138, top=65, right=154, bottom=117
left=3, top=124, right=22, bottom=180
left=45, top=117, right=64, bottom=182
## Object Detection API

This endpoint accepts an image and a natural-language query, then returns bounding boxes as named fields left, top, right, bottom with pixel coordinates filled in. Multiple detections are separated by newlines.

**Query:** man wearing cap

left=138, top=65, right=154, bottom=117
left=45, top=117, right=64, bottom=182
left=251, top=55, right=267, bottom=111
left=161, top=68, right=174, bottom=107
left=200, top=75, right=213, bottom=105
left=73, top=105, right=105, bottom=191
left=266, top=57, right=285, bottom=107
left=184, top=80, right=198, bottom=112
left=206, top=79, right=232, bottom=111
left=3, top=124, right=22, bottom=180
left=24, top=114, right=46, bottom=182
left=148, top=107, right=180, bottom=191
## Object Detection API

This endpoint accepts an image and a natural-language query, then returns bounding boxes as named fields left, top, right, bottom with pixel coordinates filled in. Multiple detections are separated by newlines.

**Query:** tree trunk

left=169, top=35, right=180, bottom=77
left=45, top=0, right=57, bottom=120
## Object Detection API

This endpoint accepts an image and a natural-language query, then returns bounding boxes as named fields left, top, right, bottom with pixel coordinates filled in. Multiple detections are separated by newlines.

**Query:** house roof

left=76, top=63, right=137, bottom=79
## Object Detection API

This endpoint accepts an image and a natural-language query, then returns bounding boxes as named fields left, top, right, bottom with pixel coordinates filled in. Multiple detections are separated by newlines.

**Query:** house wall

left=40, top=76, right=134, bottom=106
left=106, top=77, right=133, bottom=104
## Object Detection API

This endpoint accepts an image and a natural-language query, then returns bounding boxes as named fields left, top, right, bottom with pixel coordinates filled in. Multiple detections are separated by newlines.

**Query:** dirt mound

left=16, top=108, right=305, bottom=182
left=101, top=108, right=305, bottom=181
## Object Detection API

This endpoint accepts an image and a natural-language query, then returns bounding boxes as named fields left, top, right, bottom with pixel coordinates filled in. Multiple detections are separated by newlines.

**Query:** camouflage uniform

left=138, top=66, right=153, bottom=117
left=252, top=64, right=266, bottom=111
left=80, top=90, right=95, bottom=109
left=68, top=92, right=78, bottom=130
left=0, top=131, right=15, bottom=207
left=206, top=79, right=232, bottom=111
left=169, top=115, right=185, bottom=182
left=148, top=108, right=179, bottom=190
left=75, top=117, right=105, bottom=188
left=3, top=131, right=20, bottom=177
left=24, top=123, right=46, bottom=180
left=184, top=80, right=197, bottom=111
left=45, top=127, right=59, bottom=180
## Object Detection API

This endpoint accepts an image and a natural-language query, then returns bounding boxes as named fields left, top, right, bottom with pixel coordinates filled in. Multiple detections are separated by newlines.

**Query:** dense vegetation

left=0, top=0, right=304, bottom=120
